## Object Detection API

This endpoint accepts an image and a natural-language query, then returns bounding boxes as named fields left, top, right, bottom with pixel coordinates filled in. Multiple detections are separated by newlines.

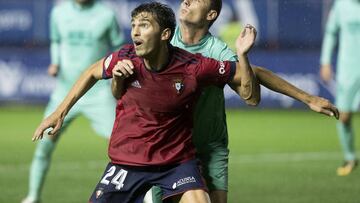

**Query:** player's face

left=131, top=12, right=162, bottom=57
left=179, top=0, right=211, bottom=26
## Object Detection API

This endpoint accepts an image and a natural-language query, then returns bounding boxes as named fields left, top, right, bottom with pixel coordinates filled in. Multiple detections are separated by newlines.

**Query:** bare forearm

left=111, top=78, right=125, bottom=100
left=253, top=66, right=312, bottom=104
left=32, top=60, right=103, bottom=141
left=237, top=54, right=252, bottom=98
left=56, top=62, right=102, bottom=117
left=237, top=53, right=259, bottom=102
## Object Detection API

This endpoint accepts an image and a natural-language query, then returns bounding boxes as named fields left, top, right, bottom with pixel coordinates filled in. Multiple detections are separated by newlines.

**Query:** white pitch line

left=1, top=151, right=359, bottom=172
left=0, top=160, right=108, bottom=172
left=230, top=151, right=351, bottom=164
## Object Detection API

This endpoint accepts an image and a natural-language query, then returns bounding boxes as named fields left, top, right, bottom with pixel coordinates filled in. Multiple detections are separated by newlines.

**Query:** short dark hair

left=131, top=2, right=176, bottom=41
left=209, top=0, right=222, bottom=28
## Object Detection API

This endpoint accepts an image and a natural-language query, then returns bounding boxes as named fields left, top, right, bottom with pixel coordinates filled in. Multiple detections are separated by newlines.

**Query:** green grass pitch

left=0, top=106, right=359, bottom=203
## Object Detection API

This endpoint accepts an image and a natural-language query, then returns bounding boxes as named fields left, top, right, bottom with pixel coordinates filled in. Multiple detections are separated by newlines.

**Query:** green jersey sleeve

left=50, top=7, right=60, bottom=65
left=320, top=1, right=340, bottom=65
left=108, top=13, right=124, bottom=51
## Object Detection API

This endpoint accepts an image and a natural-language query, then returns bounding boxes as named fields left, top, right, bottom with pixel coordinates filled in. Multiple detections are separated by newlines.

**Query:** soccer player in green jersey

left=115, top=1, right=339, bottom=203
left=320, top=0, right=360, bottom=176
left=22, top=0, right=124, bottom=202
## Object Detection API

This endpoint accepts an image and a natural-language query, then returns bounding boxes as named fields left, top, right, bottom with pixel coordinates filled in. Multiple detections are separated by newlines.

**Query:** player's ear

left=161, top=28, right=172, bottom=41
left=207, top=10, right=217, bottom=22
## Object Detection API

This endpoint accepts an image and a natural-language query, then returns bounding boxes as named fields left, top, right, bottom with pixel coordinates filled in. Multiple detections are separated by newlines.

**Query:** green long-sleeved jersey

left=50, top=1, right=123, bottom=98
left=171, top=26, right=237, bottom=150
left=320, top=0, right=360, bottom=81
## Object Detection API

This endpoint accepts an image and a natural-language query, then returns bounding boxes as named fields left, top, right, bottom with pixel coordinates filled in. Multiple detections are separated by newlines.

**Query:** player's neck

left=179, top=21, right=208, bottom=45
left=143, top=43, right=170, bottom=72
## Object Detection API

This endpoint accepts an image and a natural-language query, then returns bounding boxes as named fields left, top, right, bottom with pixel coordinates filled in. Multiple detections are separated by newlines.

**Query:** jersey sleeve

left=194, top=55, right=236, bottom=87
left=108, top=12, right=125, bottom=50
left=320, top=1, right=340, bottom=65
left=49, top=7, right=60, bottom=65
left=102, top=45, right=135, bottom=79
left=102, top=52, right=116, bottom=79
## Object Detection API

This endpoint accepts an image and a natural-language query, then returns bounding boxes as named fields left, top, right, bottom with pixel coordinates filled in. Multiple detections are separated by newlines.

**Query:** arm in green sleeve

left=108, top=14, right=125, bottom=51
left=320, top=2, right=340, bottom=65
left=50, top=42, right=60, bottom=65
left=50, top=8, right=60, bottom=65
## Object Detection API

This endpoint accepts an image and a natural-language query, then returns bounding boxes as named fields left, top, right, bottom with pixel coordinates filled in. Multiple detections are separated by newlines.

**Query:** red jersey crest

left=173, top=78, right=184, bottom=94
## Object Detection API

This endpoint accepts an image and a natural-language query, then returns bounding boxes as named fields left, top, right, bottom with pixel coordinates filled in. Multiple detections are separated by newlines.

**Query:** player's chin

left=135, top=48, right=152, bottom=58
left=134, top=49, right=144, bottom=56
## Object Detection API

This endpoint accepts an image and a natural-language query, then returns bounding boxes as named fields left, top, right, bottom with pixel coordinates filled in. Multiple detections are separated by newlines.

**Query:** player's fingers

left=114, top=61, right=133, bottom=77
left=319, top=108, right=335, bottom=117
left=249, top=28, right=256, bottom=41
left=113, top=62, right=126, bottom=77
left=317, top=105, right=338, bottom=119
left=245, top=24, right=252, bottom=29
left=32, top=125, right=46, bottom=141
left=245, top=24, right=256, bottom=33
left=329, top=106, right=340, bottom=119
left=50, top=122, right=61, bottom=136
left=123, top=60, right=134, bottom=71
left=122, top=62, right=134, bottom=75
left=252, top=27, right=257, bottom=38
left=113, top=68, right=123, bottom=77
left=118, top=65, right=131, bottom=77
left=240, top=27, right=246, bottom=38
left=243, top=25, right=256, bottom=41
left=322, top=99, right=339, bottom=119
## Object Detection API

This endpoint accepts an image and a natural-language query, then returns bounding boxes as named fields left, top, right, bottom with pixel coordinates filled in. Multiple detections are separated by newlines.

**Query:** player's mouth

left=133, top=40, right=143, bottom=48
left=180, top=8, right=189, bottom=14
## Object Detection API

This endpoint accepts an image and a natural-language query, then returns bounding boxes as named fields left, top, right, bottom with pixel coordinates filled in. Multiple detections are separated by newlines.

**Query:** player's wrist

left=236, top=50, right=249, bottom=56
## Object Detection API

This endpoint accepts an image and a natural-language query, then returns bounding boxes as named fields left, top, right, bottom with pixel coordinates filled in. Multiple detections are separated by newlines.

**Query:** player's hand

left=48, top=64, right=59, bottom=77
left=32, top=112, right=63, bottom=141
left=320, top=64, right=333, bottom=83
left=236, top=24, right=257, bottom=55
left=112, top=60, right=134, bottom=80
left=307, top=95, right=339, bottom=119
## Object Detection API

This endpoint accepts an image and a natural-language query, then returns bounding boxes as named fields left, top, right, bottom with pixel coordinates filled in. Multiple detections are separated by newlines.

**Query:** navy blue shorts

left=89, top=159, right=207, bottom=203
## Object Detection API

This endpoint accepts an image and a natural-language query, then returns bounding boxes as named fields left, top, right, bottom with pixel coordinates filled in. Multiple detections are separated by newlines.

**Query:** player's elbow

left=230, top=79, right=261, bottom=106
left=113, top=93, right=121, bottom=100
left=244, top=95, right=260, bottom=106
left=242, top=89, right=261, bottom=106
left=111, top=87, right=122, bottom=100
left=242, top=75, right=261, bottom=106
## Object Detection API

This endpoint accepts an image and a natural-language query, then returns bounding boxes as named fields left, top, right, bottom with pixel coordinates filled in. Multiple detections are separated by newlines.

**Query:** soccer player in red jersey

left=31, top=2, right=338, bottom=203
left=32, top=2, right=259, bottom=202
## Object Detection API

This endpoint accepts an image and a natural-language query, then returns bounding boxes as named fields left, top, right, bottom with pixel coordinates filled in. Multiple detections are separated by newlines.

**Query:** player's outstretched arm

left=32, top=59, right=104, bottom=141
left=252, top=66, right=339, bottom=119
left=229, top=24, right=260, bottom=106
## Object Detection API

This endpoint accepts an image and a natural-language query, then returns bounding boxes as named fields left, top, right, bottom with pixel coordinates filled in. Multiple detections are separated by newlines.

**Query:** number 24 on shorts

left=100, top=166, right=128, bottom=190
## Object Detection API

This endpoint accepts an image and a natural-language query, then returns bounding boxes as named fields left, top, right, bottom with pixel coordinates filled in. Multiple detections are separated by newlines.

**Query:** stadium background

left=0, top=0, right=359, bottom=203
left=0, top=0, right=336, bottom=107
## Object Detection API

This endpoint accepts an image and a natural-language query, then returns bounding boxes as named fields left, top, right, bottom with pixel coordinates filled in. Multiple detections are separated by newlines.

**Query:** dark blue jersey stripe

left=173, top=53, right=198, bottom=64
left=228, top=62, right=236, bottom=82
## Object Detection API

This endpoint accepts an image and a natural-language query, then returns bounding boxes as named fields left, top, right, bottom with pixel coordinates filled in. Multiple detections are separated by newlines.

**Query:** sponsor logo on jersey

left=131, top=80, right=141, bottom=88
left=104, top=54, right=113, bottom=70
left=219, top=61, right=225, bottom=75
left=173, top=78, right=184, bottom=94
left=95, top=188, right=104, bottom=199
left=172, top=176, right=197, bottom=189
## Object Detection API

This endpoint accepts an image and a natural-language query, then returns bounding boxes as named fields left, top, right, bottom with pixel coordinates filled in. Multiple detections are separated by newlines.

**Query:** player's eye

left=140, top=23, right=149, bottom=28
